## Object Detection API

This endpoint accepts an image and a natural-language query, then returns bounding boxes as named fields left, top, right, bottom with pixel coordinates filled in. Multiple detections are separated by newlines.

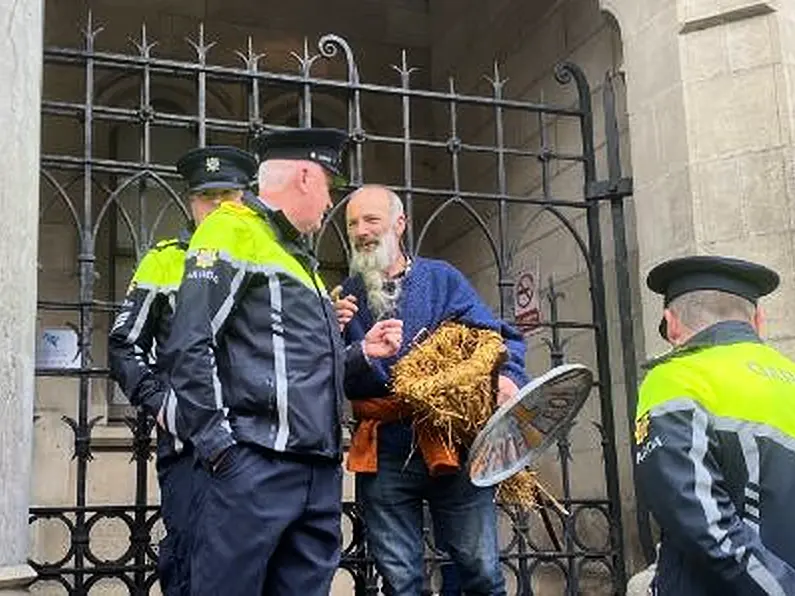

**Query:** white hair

left=351, top=232, right=401, bottom=319
left=258, top=160, right=298, bottom=192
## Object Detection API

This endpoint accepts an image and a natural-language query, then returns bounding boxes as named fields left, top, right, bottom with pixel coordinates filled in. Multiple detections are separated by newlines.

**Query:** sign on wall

left=514, top=259, right=543, bottom=334
left=36, top=328, right=80, bottom=369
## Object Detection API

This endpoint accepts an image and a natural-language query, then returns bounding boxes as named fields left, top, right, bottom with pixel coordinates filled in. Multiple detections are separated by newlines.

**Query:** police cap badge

left=176, top=146, right=258, bottom=194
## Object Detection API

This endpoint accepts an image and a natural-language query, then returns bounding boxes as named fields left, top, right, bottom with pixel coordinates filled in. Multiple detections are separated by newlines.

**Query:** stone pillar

left=0, top=0, right=43, bottom=592
left=600, top=0, right=795, bottom=357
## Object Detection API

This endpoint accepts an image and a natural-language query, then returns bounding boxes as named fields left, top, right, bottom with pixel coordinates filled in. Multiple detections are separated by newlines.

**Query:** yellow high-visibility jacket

left=635, top=321, right=795, bottom=595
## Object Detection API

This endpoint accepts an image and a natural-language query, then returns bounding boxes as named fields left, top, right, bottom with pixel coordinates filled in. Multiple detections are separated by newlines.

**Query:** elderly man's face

left=345, top=187, right=406, bottom=282
left=346, top=189, right=394, bottom=253
left=346, top=187, right=406, bottom=318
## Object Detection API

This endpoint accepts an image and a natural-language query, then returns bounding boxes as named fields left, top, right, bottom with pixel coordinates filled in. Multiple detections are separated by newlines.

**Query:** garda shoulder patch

left=635, top=412, right=650, bottom=445
left=195, top=248, right=218, bottom=268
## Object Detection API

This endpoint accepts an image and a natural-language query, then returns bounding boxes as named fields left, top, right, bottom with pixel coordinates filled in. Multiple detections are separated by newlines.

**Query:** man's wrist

left=360, top=340, right=373, bottom=365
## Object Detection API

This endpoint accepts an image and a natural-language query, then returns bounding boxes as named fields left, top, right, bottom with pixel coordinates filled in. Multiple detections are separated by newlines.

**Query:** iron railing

left=31, top=13, right=639, bottom=595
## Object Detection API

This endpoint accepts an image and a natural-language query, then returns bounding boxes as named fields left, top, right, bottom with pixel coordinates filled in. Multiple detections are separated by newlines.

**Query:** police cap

left=176, top=146, right=258, bottom=194
left=647, top=255, right=779, bottom=339
left=253, top=128, right=350, bottom=180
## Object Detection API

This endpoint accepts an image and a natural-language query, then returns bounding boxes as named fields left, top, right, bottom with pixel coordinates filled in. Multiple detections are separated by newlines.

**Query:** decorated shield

left=467, top=363, right=593, bottom=487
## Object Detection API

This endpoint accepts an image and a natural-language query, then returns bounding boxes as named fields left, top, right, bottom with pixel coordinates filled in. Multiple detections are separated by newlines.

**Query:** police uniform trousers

left=190, top=443, right=343, bottom=596
left=157, top=443, right=206, bottom=596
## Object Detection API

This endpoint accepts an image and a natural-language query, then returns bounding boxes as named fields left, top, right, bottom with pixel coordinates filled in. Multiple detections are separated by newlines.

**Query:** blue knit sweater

left=341, top=257, right=530, bottom=400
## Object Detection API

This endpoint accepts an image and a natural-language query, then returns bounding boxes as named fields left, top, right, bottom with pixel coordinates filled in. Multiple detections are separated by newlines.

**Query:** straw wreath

left=391, top=321, right=561, bottom=512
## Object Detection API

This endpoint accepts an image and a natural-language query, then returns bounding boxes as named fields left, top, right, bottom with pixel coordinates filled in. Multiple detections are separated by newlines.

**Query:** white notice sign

left=37, top=328, right=80, bottom=369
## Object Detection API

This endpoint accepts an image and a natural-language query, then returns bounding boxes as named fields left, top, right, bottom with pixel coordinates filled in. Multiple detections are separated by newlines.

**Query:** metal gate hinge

left=586, top=178, right=633, bottom=201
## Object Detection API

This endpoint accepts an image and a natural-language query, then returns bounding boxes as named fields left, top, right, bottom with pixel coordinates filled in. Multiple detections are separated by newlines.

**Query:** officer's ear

left=297, top=165, right=312, bottom=194
left=394, top=211, right=406, bottom=240
left=753, top=306, right=766, bottom=337
left=663, top=308, right=686, bottom=346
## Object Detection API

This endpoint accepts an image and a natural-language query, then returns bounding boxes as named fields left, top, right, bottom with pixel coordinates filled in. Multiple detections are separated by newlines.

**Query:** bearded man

left=334, top=184, right=529, bottom=596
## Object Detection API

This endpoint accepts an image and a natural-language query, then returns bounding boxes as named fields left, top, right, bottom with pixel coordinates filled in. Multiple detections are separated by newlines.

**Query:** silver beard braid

left=349, top=232, right=401, bottom=320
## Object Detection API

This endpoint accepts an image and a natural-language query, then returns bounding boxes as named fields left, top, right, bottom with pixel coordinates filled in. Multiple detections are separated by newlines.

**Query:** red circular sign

left=515, top=273, right=535, bottom=310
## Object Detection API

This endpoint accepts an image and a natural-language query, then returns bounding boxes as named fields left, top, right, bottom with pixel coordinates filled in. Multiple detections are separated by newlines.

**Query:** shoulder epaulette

left=153, top=238, right=182, bottom=251
left=219, top=201, right=254, bottom=215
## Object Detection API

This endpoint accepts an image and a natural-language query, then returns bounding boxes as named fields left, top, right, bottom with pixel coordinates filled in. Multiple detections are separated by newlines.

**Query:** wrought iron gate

left=31, top=12, right=638, bottom=595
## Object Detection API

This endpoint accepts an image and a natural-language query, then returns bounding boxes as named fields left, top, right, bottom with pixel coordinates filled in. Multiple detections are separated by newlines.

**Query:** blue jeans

left=357, top=443, right=506, bottom=596
left=433, top=520, right=462, bottom=596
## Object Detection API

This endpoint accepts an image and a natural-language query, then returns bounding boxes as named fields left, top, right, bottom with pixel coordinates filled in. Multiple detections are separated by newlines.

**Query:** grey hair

left=668, top=290, right=756, bottom=331
left=386, top=189, right=404, bottom=224
left=348, top=185, right=405, bottom=224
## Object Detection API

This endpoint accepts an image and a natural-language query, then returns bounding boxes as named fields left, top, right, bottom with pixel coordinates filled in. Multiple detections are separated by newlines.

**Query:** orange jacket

left=347, top=398, right=459, bottom=476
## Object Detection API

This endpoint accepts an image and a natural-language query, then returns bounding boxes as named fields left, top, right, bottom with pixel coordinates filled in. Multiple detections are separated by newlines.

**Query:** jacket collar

left=241, top=191, right=320, bottom=271
left=685, top=320, right=761, bottom=349
left=177, top=226, right=193, bottom=249
left=643, top=321, right=761, bottom=369
left=242, top=191, right=303, bottom=244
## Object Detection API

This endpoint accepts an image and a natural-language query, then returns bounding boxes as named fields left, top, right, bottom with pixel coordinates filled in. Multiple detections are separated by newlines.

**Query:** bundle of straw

left=391, top=322, right=559, bottom=512
left=392, top=322, right=506, bottom=446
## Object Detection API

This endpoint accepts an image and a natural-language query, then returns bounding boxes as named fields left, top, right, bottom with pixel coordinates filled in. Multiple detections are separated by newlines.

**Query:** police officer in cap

left=109, top=145, right=257, bottom=595
left=165, top=128, right=403, bottom=595
left=634, top=255, right=795, bottom=595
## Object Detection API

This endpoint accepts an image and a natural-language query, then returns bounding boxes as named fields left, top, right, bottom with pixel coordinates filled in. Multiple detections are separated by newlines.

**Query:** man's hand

left=364, top=319, right=403, bottom=359
left=497, top=375, right=519, bottom=406
left=331, top=285, right=358, bottom=330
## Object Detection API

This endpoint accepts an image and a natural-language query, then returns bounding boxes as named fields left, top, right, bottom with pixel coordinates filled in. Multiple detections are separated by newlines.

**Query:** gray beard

left=350, top=233, right=401, bottom=320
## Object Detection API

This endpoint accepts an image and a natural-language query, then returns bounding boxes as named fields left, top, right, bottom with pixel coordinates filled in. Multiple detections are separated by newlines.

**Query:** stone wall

left=0, top=0, right=43, bottom=592
left=602, top=0, right=795, bottom=356
left=677, top=0, right=795, bottom=354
